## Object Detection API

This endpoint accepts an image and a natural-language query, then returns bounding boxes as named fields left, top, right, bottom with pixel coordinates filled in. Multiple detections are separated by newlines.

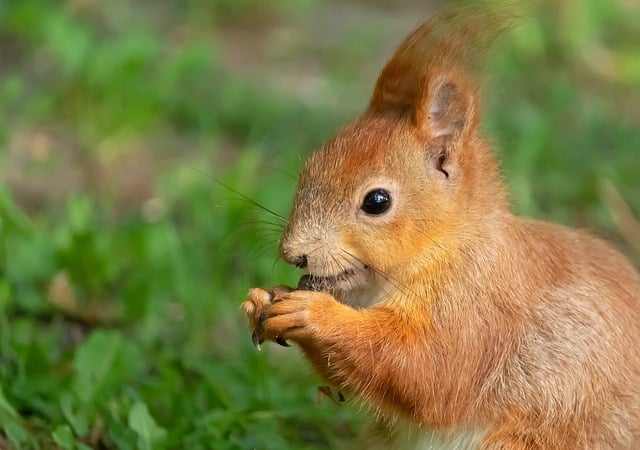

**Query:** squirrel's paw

left=261, top=290, right=339, bottom=347
left=242, top=286, right=293, bottom=350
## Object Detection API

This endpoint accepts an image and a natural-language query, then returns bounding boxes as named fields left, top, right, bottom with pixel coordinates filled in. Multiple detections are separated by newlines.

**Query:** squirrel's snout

left=281, top=247, right=308, bottom=269
left=279, top=238, right=308, bottom=269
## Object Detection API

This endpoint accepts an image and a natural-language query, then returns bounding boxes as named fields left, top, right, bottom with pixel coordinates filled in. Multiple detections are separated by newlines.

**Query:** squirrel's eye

left=361, top=189, right=391, bottom=215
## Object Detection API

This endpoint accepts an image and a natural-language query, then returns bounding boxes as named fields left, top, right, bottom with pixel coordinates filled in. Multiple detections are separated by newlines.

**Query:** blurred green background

left=0, top=0, right=638, bottom=448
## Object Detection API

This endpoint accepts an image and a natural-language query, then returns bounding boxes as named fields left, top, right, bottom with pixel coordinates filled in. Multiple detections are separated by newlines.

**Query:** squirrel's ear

left=369, top=6, right=519, bottom=141
left=414, top=70, right=477, bottom=143
left=367, top=17, right=480, bottom=145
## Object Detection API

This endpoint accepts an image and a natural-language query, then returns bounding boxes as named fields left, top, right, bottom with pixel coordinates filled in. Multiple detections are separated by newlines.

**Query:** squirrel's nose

left=281, top=246, right=308, bottom=269
left=279, top=236, right=308, bottom=269
left=293, top=254, right=308, bottom=269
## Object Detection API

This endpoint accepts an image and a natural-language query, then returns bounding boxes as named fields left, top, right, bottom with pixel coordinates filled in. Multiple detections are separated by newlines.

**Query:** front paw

left=262, top=290, right=337, bottom=347
left=241, top=286, right=293, bottom=350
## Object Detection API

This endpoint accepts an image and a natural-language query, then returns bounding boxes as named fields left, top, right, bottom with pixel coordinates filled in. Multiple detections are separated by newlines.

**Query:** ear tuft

left=368, top=5, right=521, bottom=138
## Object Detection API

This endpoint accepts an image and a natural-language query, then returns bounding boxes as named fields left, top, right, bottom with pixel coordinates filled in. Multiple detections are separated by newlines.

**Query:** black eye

left=361, top=189, right=391, bottom=215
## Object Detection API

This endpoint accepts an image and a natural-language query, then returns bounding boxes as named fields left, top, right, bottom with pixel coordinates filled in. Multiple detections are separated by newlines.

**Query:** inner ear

left=415, top=74, right=474, bottom=142
left=430, top=82, right=463, bottom=137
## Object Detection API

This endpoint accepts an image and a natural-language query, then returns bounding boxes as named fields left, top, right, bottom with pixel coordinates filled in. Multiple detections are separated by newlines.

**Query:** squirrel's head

left=280, top=8, right=512, bottom=302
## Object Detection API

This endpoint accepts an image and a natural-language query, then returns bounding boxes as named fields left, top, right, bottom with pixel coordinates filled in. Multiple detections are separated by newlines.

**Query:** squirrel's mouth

left=321, top=269, right=357, bottom=283
left=297, top=269, right=357, bottom=292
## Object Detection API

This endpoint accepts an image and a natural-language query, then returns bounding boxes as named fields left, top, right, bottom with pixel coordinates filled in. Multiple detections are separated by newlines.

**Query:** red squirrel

left=241, top=7, right=640, bottom=449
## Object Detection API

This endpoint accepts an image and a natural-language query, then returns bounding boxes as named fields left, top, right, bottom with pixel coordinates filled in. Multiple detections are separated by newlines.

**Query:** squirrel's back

left=490, top=219, right=640, bottom=447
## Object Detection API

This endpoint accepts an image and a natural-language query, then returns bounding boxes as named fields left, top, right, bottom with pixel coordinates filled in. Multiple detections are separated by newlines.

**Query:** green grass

left=0, top=0, right=639, bottom=448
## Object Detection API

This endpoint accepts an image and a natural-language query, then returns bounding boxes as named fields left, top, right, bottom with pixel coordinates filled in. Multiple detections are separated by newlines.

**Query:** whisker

left=192, top=167, right=287, bottom=223
left=340, top=249, right=420, bottom=302
left=248, top=239, right=278, bottom=257
left=217, top=223, right=279, bottom=253
left=247, top=239, right=280, bottom=263
left=240, top=219, right=285, bottom=229
left=242, top=227, right=283, bottom=238
left=270, top=255, right=281, bottom=275
left=328, top=252, right=352, bottom=295
left=229, top=221, right=283, bottom=235
left=267, top=164, right=298, bottom=181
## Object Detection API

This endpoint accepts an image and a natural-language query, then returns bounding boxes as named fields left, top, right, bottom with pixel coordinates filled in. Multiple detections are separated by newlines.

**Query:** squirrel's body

left=242, top=8, right=640, bottom=449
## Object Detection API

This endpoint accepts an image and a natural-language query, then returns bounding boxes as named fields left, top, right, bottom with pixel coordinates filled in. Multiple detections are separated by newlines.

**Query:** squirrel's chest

left=361, top=421, right=486, bottom=450
left=341, top=281, right=392, bottom=308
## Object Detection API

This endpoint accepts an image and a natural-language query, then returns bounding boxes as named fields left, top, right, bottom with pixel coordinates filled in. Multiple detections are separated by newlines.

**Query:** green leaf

left=52, top=424, right=75, bottom=449
left=105, top=419, right=138, bottom=450
left=0, top=188, right=32, bottom=236
left=0, top=386, right=29, bottom=444
left=67, top=196, right=94, bottom=235
left=72, top=330, right=142, bottom=403
left=128, top=401, right=167, bottom=450
left=59, top=393, right=90, bottom=437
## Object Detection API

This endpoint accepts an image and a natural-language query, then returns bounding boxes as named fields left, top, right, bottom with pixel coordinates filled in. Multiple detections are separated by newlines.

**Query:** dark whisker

left=218, top=224, right=277, bottom=253
left=241, top=219, right=285, bottom=229
left=270, top=255, right=281, bottom=274
left=230, top=221, right=282, bottom=235
left=246, top=241, right=280, bottom=266
left=341, top=249, right=419, bottom=301
left=192, top=167, right=287, bottom=223
left=328, top=252, right=352, bottom=294
left=267, top=164, right=298, bottom=181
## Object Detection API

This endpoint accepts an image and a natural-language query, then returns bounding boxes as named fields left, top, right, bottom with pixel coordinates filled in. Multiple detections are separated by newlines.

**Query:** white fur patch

left=361, top=421, right=486, bottom=450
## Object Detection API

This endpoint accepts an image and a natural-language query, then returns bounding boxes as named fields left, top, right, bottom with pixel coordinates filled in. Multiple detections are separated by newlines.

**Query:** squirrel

left=241, top=6, right=640, bottom=449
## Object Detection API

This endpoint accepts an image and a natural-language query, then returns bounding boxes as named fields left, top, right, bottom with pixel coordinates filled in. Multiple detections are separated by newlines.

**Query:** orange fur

left=242, top=7, right=640, bottom=449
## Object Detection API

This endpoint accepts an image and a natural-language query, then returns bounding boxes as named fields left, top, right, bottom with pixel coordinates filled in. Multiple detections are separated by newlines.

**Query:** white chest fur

left=360, top=420, right=486, bottom=450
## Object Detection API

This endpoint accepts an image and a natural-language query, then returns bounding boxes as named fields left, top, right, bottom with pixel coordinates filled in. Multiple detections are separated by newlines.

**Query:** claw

left=316, top=386, right=346, bottom=405
left=252, top=331, right=263, bottom=351
left=275, top=336, right=290, bottom=347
